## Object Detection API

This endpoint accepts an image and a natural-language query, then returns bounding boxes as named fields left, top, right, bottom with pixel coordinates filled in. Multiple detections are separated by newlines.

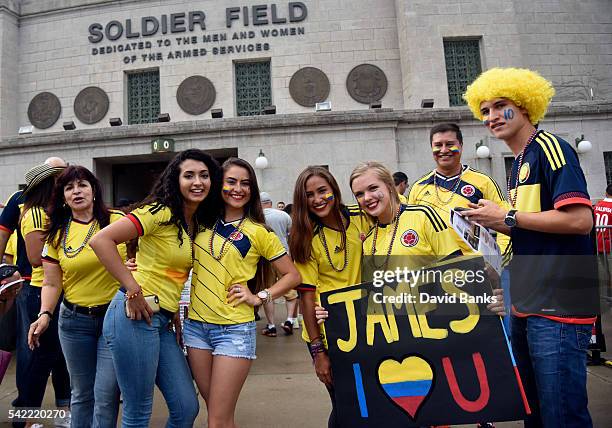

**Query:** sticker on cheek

left=503, top=109, right=515, bottom=120
left=222, top=185, right=231, bottom=193
left=323, top=192, right=334, bottom=201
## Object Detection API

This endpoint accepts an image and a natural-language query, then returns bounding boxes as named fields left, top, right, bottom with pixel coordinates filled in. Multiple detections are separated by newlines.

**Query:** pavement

left=1, top=302, right=611, bottom=427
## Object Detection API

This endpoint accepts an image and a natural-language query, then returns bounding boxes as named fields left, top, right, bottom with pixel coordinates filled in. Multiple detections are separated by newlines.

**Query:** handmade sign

left=320, top=256, right=529, bottom=427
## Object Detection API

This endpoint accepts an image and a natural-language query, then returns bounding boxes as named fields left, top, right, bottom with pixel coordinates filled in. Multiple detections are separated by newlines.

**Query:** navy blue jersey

left=0, top=190, right=32, bottom=278
left=508, top=130, right=597, bottom=320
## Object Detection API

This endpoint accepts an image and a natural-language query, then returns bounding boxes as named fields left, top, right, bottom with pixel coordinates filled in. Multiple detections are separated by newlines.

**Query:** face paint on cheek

left=483, top=119, right=490, bottom=126
left=432, top=147, right=441, bottom=154
left=323, top=192, right=334, bottom=201
left=503, top=109, right=515, bottom=120
left=449, top=145, right=461, bottom=154
left=222, top=185, right=231, bottom=193
left=375, top=191, right=385, bottom=201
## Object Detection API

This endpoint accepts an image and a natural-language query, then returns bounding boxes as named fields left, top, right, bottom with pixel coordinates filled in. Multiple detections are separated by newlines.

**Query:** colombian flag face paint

left=323, top=192, right=334, bottom=201
left=432, top=146, right=442, bottom=153
left=449, top=145, right=460, bottom=153
left=222, top=185, right=232, bottom=193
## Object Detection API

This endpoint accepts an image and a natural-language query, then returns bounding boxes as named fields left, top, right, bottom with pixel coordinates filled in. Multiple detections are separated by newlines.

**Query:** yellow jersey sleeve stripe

left=414, top=170, right=434, bottom=185
left=269, top=251, right=287, bottom=262
left=35, top=207, right=44, bottom=229
left=542, top=132, right=566, bottom=166
left=539, top=133, right=566, bottom=169
left=403, top=205, right=446, bottom=232
left=535, top=138, right=560, bottom=170
left=148, top=203, right=164, bottom=215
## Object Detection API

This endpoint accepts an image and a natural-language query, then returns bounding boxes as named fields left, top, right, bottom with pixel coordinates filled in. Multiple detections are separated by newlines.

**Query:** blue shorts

left=183, top=319, right=257, bottom=360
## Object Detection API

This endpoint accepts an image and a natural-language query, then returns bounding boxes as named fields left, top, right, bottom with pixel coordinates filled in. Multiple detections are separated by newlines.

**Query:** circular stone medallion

left=27, top=92, right=61, bottom=129
left=74, top=86, right=110, bottom=124
left=289, top=67, right=330, bottom=107
left=177, top=76, right=216, bottom=115
left=346, top=64, right=388, bottom=104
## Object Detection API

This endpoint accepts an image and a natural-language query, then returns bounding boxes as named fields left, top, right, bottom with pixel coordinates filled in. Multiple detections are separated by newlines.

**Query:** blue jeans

left=58, top=302, right=119, bottom=428
left=103, top=292, right=198, bottom=428
left=511, top=315, right=592, bottom=428
left=13, top=283, right=70, bottom=410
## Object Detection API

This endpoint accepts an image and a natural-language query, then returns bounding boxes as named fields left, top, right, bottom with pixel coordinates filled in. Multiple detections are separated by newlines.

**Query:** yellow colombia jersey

left=190, top=217, right=286, bottom=325
left=127, top=204, right=192, bottom=312
left=294, top=204, right=371, bottom=344
left=398, top=193, right=408, bottom=204
left=42, top=211, right=127, bottom=307
left=408, top=165, right=512, bottom=266
left=20, top=206, right=48, bottom=287
left=363, top=204, right=462, bottom=265
left=5, top=232, right=17, bottom=259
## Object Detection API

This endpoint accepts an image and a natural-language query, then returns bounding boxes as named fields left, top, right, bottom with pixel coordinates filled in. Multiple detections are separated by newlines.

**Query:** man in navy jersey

left=463, top=68, right=598, bottom=428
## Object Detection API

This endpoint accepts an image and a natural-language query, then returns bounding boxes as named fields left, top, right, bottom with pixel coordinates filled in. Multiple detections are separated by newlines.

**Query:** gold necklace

left=433, top=167, right=463, bottom=205
left=62, top=217, right=98, bottom=259
left=318, top=217, right=348, bottom=272
left=369, top=205, right=401, bottom=269
left=209, top=217, right=246, bottom=261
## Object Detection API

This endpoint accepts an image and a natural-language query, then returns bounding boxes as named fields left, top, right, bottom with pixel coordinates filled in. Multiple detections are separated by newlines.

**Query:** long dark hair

left=221, top=158, right=265, bottom=224
left=22, top=176, right=56, bottom=214
left=138, top=149, right=222, bottom=245
left=45, top=166, right=110, bottom=247
left=220, top=158, right=271, bottom=293
left=289, top=166, right=346, bottom=264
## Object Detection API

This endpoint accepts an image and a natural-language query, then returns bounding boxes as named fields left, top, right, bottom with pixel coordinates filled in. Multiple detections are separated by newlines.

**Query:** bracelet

left=125, top=288, right=142, bottom=300
left=309, top=341, right=326, bottom=358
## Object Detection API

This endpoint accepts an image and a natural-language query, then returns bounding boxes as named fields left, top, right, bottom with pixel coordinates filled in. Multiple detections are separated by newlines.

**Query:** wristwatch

left=257, top=289, right=271, bottom=305
left=504, top=209, right=518, bottom=228
left=37, top=310, right=53, bottom=320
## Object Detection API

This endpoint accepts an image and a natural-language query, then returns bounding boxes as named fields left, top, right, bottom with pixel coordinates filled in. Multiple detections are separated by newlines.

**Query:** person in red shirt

left=594, top=184, right=612, bottom=254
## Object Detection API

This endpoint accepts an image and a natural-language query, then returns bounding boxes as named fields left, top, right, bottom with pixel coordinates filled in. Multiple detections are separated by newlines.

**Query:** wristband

left=309, top=341, right=326, bottom=358
left=125, top=288, right=142, bottom=300
left=37, top=310, right=53, bottom=320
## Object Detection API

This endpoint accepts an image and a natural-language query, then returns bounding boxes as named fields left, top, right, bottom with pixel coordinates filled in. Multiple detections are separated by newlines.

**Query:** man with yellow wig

left=461, top=68, right=598, bottom=427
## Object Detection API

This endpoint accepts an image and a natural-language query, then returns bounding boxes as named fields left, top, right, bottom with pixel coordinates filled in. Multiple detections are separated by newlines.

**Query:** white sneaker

left=292, top=318, right=300, bottom=329
left=54, top=410, right=71, bottom=428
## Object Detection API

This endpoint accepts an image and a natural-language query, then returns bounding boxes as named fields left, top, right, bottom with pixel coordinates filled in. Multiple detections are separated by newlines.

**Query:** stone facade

left=0, top=0, right=611, bottom=205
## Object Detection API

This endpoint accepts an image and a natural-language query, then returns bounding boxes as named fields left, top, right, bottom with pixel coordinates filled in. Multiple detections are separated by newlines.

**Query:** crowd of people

left=0, top=66, right=601, bottom=428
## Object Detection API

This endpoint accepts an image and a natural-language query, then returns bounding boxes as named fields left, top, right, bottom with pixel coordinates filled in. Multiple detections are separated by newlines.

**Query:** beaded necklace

left=318, top=216, right=348, bottom=273
left=433, top=167, right=464, bottom=205
left=62, top=217, right=98, bottom=258
left=507, top=129, right=538, bottom=208
left=209, top=217, right=246, bottom=261
left=369, top=205, right=402, bottom=269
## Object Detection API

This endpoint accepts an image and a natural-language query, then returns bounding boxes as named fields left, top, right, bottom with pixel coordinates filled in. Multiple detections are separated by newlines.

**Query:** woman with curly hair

left=289, top=166, right=370, bottom=428
left=28, top=165, right=125, bottom=427
left=184, top=157, right=300, bottom=428
left=90, top=149, right=222, bottom=427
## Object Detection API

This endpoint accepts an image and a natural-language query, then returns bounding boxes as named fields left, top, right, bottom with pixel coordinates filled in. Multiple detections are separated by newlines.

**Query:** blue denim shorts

left=183, top=319, right=256, bottom=360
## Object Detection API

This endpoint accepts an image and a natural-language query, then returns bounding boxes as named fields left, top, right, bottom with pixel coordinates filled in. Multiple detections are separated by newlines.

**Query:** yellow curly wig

left=463, top=67, right=555, bottom=125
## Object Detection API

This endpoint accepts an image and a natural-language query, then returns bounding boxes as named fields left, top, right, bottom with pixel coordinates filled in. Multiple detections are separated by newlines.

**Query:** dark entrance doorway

left=95, top=148, right=238, bottom=207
